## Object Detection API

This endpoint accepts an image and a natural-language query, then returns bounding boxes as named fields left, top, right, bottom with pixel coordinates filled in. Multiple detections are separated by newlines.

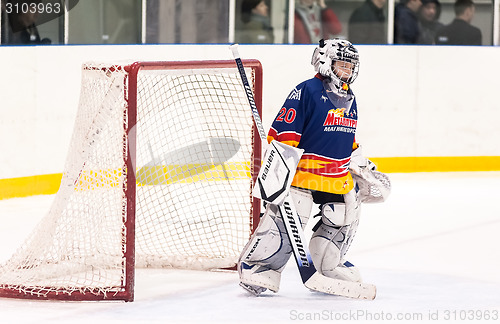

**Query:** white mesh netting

left=0, top=61, right=259, bottom=300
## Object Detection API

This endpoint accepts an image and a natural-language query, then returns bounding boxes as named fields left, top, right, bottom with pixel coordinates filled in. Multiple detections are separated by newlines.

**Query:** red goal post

left=0, top=60, right=263, bottom=302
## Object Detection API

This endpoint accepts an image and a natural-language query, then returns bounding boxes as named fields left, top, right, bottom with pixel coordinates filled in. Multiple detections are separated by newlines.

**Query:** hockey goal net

left=0, top=60, right=262, bottom=301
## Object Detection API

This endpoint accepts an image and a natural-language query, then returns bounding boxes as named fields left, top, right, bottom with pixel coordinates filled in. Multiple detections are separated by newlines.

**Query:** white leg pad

left=237, top=204, right=292, bottom=294
left=238, top=188, right=314, bottom=295
left=309, top=189, right=362, bottom=281
left=321, top=189, right=360, bottom=226
left=238, top=262, right=282, bottom=293
left=331, top=260, right=362, bottom=282
left=289, top=187, right=314, bottom=228
left=239, top=204, right=285, bottom=264
left=309, top=221, right=361, bottom=281
left=309, top=223, right=342, bottom=276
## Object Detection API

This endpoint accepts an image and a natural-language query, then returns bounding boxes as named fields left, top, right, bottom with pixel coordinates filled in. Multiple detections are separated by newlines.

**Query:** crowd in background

left=0, top=0, right=487, bottom=46
left=236, top=0, right=483, bottom=46
left=394, top=0, right=481, bottom=45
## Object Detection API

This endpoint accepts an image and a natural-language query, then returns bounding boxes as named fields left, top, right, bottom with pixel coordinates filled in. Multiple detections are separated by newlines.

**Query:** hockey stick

left=230, top=44, right=376, bottom=300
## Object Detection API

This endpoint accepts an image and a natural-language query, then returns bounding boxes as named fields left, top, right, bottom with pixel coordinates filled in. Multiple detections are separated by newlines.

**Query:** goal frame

left=0, top=60, right=263, bottom=302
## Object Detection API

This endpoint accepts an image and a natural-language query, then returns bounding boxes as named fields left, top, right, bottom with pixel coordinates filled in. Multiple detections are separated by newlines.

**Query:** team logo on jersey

left=326, top=108, right=345, bottom=119
left=323, top=108, right=357, bottom=128
left=287, top=88, right=302, bottom=100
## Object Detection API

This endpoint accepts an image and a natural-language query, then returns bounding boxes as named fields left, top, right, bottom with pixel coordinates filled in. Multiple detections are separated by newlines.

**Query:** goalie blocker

left=253, top=140, right=304, bottom=205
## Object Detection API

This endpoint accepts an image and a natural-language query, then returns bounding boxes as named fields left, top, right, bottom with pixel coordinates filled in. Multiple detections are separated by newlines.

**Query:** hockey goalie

left=237, top=39, right=391, bottom=298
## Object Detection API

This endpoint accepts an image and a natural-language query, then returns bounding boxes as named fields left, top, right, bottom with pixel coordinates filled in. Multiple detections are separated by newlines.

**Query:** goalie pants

left=238, top=186, right=361, bottom=291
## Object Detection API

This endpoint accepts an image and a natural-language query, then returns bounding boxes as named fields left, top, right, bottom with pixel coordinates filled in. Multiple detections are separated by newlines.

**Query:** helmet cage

left=330, top=42, right=360, bottom=85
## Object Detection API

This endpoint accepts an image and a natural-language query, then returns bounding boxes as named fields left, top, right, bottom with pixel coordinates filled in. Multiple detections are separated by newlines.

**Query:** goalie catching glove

left=349, top=145, right=391, bottom=203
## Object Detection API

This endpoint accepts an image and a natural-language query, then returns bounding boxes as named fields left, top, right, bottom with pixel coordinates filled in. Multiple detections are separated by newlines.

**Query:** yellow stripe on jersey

left=292, top=170, right=354, bottom=195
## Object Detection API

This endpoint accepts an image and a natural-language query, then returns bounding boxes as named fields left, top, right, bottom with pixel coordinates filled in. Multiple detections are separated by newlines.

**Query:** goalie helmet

left=311, top=38, right=360, bottom=97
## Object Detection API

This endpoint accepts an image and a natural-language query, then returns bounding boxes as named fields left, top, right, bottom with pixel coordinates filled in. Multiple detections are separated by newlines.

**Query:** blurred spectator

left=435, top=0, right=481, bottom=45
left=294, top=0, right=341, bottom=44
left=348, top=0, right=387, bottom=44
left=394, top=0, right=422, bottom=44
left=2, top=0, right=51, bottom=45
left=237, top=0, right=274, bottom=43
left=417, top=0, right=443, bottom=44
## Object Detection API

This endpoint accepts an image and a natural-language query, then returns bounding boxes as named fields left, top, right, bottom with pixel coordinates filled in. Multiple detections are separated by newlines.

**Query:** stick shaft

left=230, top=45, right=267, bottom=141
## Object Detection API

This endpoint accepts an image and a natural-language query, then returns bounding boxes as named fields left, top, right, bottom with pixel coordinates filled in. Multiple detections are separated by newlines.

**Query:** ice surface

left=0, top=172, right=499, bottom=323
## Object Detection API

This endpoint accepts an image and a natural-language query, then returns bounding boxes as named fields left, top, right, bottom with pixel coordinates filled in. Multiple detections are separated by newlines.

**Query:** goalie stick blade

left=304, top=272, right=377, bottom=300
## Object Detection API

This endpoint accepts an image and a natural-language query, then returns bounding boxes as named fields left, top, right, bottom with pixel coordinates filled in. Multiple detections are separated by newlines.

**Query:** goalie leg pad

left=309, top=220, right=361, bottom=282
left=238, top=204, right=292, bottom=293
left=320, top=189, right=360, bottom=227
left=309, top=189, right=362, bottom=281
left=289, top=186, right=314, bottom=228
left=333, top=260, right=363, bottom=283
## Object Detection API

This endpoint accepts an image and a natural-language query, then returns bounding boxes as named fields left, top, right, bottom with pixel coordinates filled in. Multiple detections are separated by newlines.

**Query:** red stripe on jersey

left=268, top=127, right=302, bottom=146
left=296, top=153, right=351, bottom=178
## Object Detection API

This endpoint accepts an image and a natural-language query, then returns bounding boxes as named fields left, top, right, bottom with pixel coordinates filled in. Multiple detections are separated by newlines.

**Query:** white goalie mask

left=311, top=38, right=360, bottom=97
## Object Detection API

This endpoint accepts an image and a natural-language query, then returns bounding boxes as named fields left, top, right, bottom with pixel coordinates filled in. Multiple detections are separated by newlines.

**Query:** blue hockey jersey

left=268, top=74, right=358, bottom=194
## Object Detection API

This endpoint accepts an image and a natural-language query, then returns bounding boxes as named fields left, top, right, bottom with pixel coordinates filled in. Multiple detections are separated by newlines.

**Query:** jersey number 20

left=276, top=108, right=296, bottom=123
